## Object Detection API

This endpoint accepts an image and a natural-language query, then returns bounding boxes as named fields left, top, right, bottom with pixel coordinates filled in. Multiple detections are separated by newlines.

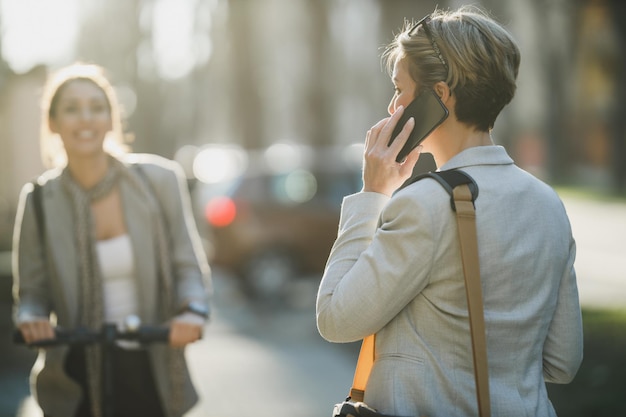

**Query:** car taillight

left=205, top=196, right=237, bottom=227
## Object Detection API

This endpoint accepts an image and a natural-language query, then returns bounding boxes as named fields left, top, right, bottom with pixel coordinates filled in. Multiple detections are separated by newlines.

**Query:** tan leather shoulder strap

left=349, top=333, right=374, bottom=402
left=453, top=184, right=490, bottom=417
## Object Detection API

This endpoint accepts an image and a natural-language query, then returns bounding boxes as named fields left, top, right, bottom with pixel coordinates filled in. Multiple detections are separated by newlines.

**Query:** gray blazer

left=317, top=146, right=583, bottom=417
left=12, top=153, right=211, bottom=417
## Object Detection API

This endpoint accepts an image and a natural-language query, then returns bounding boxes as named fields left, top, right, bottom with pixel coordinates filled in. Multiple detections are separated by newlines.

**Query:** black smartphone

left=388, top=89, right=449, bottom=163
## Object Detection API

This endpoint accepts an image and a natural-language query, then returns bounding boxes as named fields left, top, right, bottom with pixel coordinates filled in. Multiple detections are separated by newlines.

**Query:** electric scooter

left=13, top=315, right=169, bottom=417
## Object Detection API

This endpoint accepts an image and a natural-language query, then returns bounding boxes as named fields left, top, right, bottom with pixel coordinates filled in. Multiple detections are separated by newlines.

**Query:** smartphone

left=388, top=89, right=449, bottom=163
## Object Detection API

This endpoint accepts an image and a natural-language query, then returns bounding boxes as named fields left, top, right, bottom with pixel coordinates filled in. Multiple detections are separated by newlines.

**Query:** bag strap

left=32, top=180, right=45, bottom=243
left=348, top=170, right=490, bottom=417
left=349, top=332, right=374, bottom=402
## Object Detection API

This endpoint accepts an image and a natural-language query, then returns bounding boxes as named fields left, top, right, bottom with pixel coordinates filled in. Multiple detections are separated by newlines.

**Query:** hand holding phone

left=388, top=89, right=449, bottom=163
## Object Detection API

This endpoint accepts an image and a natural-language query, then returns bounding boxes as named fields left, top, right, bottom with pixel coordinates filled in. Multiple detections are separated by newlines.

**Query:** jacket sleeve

left=316, top=190, right=437, bottom=343
left=140, top=158, right=212, bottom=318
left=12, top=182, right=53, bottom=323
left=542, top=237, right=584, bottom=383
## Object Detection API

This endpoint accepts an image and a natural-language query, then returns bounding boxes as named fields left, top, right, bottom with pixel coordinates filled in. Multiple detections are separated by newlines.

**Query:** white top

left=96, top=234, right=139, bottom=329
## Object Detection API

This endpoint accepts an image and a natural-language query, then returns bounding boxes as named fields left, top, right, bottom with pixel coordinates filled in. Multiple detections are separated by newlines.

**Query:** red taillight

left=205, top=196, right=237, bottom=227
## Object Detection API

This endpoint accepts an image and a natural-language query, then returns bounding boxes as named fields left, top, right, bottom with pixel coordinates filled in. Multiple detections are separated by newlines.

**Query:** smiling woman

left=48, top=80, right=113, bottom=161
left=39, top=64, right=127, bottom=169
left=12, top=63, right=211, bottom=417
left=0, top=0, right=80, bottom=73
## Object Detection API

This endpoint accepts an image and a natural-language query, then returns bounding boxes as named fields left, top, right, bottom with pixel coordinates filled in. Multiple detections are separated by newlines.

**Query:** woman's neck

left=430, top=123, right=493, bottom=167
left=66, top=154, right=110, bottom=190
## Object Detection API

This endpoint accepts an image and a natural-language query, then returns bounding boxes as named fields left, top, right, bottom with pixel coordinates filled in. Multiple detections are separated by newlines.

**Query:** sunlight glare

left=0, top=0, right=79, bottom=73
left=193, top=144, right=248, bottom=184
left=152, top=0, right=196, bottom=80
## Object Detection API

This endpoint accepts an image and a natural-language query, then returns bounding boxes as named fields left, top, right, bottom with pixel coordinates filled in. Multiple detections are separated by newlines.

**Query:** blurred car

left=200, top=144, right=363, bottom=298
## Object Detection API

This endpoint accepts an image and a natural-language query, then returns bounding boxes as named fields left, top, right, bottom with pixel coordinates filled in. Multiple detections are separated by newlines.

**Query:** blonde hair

left=40, top=63, right=129, bottom=168
left=384, top=5, right=520, bottom=131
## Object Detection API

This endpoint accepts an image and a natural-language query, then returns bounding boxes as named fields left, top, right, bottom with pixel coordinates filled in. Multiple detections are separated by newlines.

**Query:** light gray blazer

left=12, top=153, right=212, bottom=417
left=317, top=146, right=583, bottom=417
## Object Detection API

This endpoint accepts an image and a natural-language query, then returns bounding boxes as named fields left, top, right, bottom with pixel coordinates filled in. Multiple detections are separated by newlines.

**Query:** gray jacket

left=317, top=146, right=583, bottom=416
left=12, top=153, right=211, bottom=417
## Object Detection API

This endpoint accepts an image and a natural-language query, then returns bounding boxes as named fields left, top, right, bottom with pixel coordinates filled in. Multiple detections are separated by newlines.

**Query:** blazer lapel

left=45, top=180, right=80, bottom=325
left=120, top=180, right=159, bottom=322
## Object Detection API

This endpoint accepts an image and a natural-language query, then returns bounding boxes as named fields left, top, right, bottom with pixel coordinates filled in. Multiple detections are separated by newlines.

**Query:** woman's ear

left=433, top=81, right=452, bottom=102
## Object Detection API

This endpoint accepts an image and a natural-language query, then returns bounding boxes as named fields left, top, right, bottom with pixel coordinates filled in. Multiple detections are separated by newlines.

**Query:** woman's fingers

left=367, top=106, right=405, bottom=150
left=362, top=106, right=421, bottom=196
left=365, top=117, right=391, bottom=152
left=380, top=105, right=406, bottom=145
left=169, top=320, right=203, bottom=348
left=19, top=320, right=55, bottom=344
left=367, top=106, right=416, bottom=163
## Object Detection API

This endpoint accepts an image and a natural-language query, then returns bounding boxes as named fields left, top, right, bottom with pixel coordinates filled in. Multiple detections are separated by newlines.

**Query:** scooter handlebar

left=13, top=325, right=170, bottom=347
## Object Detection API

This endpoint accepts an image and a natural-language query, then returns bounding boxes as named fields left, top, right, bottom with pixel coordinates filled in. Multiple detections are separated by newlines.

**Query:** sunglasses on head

left=408, top=14, right=448, bottom=72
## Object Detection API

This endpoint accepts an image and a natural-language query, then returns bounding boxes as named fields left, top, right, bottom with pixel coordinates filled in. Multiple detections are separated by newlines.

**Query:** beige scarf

left=61, top=156, right=184, bottom=417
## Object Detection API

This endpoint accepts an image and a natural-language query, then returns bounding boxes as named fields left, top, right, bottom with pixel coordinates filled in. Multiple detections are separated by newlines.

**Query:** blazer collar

left=440, top=145, right=514, bottom=171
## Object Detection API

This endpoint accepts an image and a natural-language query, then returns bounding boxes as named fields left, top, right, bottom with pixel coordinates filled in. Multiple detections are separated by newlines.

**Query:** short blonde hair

left=40, top=63, right=128, bottom=168
left=384, top=5, right=520, bottom=131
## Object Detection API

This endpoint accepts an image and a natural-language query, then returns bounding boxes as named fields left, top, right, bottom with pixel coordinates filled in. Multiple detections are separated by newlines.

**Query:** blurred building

left=0, top=0, right=624, bottom=264
left=0, top=66, right=46, bottom=258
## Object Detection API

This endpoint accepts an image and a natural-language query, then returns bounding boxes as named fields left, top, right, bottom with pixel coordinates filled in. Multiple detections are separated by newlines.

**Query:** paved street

left=560, top=194, right=626, bottom=309
left=184, top=273, right=356, bottom=417
left=0, top=192, right=624, bottom=417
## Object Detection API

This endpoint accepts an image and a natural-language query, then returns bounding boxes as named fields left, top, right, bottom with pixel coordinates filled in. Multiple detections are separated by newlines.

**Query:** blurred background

left=0, top=0, right=625, bottom=416
left=0, top=0, right=625, bottom=254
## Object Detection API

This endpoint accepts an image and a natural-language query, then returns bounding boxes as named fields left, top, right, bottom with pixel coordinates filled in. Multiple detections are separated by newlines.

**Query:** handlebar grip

left=13, top=326, right=170, bottom=347
left=134, top=326, right=170, bottom=343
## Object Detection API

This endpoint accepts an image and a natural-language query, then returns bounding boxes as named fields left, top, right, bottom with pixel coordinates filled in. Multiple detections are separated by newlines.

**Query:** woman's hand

left=169, top=316, right=204, bottom=348
left=18, top=319, right=55, bottom=344
left=362, top=106, right=422, bottom=196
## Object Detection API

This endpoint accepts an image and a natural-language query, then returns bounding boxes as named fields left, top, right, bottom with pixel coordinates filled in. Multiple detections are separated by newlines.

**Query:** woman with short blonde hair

left=317, top=6, right=582, bottom=416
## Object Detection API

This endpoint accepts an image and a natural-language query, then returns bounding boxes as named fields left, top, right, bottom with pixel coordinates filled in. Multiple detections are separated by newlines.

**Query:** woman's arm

left=316, top=188, right=436, bottom=343
left=138, top=157, right=212, bottom=347
left=12, top=183, right=55, bottom=341
left=542, top=238, right=584, bottom=383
